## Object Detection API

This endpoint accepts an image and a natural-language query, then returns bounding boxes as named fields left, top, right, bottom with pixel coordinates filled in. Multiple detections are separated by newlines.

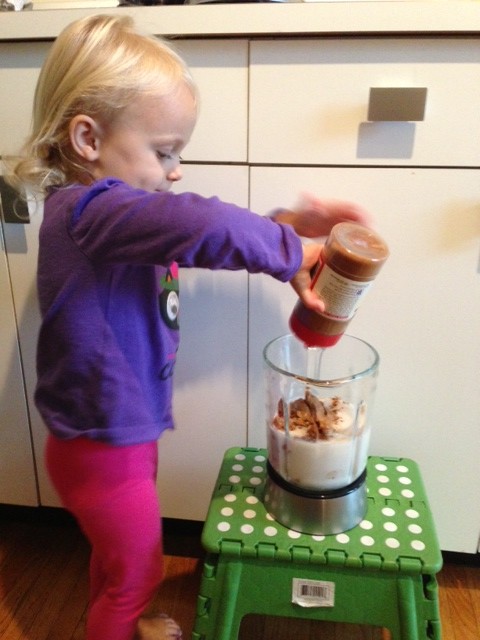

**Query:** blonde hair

left=12, top=14, right=197, bottom=195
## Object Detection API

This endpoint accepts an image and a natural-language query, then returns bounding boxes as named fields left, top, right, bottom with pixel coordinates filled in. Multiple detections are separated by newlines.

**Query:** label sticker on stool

left=292, top=579, right=335, bottom=607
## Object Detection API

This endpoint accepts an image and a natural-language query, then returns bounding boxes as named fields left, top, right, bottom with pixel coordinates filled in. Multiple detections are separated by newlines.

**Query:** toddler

left=13, top=14, right=369, bottom=640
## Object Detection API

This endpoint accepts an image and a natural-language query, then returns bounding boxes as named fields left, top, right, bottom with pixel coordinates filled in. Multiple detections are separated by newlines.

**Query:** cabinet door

left=0, top=42, right=61, bottom=507
left=158, top=164, right=249, bottom=520
left=249, top=38, right=480, bottom=167
left=248, top=166, right=480, bottom=553
left=1, top=195, right=54, bottom=505
left=0, top=214, right=38, bottom=505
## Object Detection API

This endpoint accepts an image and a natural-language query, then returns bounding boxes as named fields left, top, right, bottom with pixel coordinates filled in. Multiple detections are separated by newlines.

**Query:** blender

left=263, top=333, right=379, bottom=535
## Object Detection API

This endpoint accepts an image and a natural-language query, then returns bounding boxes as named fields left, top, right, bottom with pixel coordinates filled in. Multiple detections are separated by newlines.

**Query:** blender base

left=264, top=462, right=367, bottom=535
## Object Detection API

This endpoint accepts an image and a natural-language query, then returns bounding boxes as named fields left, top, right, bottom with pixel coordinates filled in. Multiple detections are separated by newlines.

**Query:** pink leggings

left=46, top=435, right=164, bottom=640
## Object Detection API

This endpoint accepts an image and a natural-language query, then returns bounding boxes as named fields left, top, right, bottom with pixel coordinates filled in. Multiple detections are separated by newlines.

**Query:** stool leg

left=213, top=562, right=243, bottom=640
left=397, top=578, right=419, bottom=639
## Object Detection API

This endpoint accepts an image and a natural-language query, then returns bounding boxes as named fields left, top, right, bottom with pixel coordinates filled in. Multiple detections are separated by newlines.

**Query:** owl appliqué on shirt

left=159, top=264, right=179, bottom=331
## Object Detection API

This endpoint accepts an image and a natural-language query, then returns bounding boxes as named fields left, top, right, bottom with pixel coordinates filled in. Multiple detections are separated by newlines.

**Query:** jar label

left=313, top=263, right=373, bottom=320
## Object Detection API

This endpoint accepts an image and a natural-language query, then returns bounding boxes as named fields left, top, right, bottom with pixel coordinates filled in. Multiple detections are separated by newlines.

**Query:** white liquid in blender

left=268, top=346, right=370, bottom=491
left=268, top=418, right=370, bottom=491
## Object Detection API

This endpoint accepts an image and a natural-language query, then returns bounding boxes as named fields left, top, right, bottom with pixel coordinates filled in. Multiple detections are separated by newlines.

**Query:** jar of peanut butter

left=290, top=222, right=389, bottom=347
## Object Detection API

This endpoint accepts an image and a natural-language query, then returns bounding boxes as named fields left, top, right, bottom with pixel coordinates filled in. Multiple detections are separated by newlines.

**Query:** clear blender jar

left=263, top=333, right=379, bottom=534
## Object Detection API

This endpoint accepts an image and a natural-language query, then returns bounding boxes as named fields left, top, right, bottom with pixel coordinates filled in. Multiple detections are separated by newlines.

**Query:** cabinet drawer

left=249, top=38, right=480, bottom=167
left=175, top=39, right=248, bottom=163
left=0, top=39, right=248, bottom=164
left=0, top=42, right=51, bottom=157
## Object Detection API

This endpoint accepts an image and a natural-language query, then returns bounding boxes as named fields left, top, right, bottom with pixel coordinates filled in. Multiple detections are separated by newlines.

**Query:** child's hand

left=289, top=243, right=325, bottom=314
left=274, top=192, right=372, bottom=238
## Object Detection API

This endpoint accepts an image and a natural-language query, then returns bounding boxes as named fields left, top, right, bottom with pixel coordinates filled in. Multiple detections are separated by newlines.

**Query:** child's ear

left=69, top=115, right=102, bottom=161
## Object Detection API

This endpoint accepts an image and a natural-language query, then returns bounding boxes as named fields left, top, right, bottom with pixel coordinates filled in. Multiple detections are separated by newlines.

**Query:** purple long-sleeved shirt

left=35, top=178, right=302, bottom=445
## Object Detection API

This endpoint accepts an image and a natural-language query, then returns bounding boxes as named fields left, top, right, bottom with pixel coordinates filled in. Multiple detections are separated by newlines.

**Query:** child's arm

left=272, top=193, right=372, bottom=238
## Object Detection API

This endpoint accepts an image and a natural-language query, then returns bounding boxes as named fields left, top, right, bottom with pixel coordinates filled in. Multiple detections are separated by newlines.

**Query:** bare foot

left=135, top=613, right=182, bottom=639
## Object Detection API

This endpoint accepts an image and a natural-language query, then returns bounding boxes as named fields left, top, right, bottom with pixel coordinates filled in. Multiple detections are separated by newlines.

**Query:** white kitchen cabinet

left=0, top=38, right=248, bottom=163
left=160, top=163, right=249, bottom=520
left=0, top=38, right=250, bottom=513
left=1, top=5, right=479, bottom=553
left=0, top=209, right=38, bottom=506
left=246, top=37, right=480, bottom=554
left=137, top=41, right=249, bottom=519
left=247, top=166, right=480, bottom=555
left=0, top=43, right=52, bottom=158
left=1, top=198, right=58, bottom=506
left=173, top=39, right=248, bottom=163
left=249, top=38, right=480, bottom=168
left=0, top=42, right=52, bottom=506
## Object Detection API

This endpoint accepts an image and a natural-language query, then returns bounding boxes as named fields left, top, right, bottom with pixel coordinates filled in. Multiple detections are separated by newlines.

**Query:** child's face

left=91, top=82, right=196, bottom=192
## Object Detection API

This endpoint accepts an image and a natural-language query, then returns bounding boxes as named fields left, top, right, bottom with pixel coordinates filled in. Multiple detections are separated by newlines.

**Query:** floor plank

left=0, top=517, right=479, bottom=639
left=437, top=563, right=480, bottom=640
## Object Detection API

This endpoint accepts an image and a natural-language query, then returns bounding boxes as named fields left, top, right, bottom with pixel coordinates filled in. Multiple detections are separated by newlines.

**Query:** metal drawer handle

left=368, top=87, right=428, bottom=122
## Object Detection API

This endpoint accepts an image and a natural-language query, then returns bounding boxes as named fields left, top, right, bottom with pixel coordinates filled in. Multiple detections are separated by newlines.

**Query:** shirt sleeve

left=65, top=179, right=303, bottom=282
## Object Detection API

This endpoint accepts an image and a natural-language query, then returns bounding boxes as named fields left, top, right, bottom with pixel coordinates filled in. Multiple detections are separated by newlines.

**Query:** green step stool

left=193, top=447, right=443, bottom=640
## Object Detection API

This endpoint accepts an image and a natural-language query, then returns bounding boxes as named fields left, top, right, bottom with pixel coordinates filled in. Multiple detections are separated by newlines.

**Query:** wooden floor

left=0, top=516, right=479, bottom=640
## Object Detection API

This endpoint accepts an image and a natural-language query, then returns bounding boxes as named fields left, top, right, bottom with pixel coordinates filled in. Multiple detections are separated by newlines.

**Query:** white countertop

left=1, top=2, right=480, bottom=41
